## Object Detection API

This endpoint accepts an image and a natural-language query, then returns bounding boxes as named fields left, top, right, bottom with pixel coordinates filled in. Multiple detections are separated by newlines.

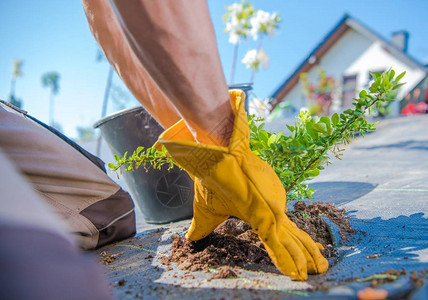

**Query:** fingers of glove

left=279, top=226, right=318, bottom=275
left=185, top=204, right=228, bottom=241
left=316, top=242, right=324, bottom=250
left=282, top=223, right=329, bottom=274
left=259, top=228, right=308, bottom=280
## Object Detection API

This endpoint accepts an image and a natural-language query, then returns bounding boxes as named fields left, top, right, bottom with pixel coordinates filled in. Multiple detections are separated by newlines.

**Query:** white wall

left=279, top=28, right=426, bottom=116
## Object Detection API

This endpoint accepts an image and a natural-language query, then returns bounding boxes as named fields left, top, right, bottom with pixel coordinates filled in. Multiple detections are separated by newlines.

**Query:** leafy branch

left=249, top=68, right=405, bottom=201
left=107, top=145, right=177, bottom=175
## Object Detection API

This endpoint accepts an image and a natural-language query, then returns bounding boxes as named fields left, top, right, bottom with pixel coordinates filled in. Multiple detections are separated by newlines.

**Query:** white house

left=270, top=14, right=428, bottom=116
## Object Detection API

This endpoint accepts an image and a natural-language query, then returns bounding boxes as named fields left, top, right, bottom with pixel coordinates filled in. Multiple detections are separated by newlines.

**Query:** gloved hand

left=157, top=90, right=328, bottom=280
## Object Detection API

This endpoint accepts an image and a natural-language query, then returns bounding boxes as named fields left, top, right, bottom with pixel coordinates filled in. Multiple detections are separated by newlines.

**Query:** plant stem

left=250, top=36, right=264, bottom=83
left=229, top=43, right=239, bottom=85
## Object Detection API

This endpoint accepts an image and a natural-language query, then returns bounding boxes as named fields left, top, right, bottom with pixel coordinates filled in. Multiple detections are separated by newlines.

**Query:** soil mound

left=163, top=202, right=355, bottom=272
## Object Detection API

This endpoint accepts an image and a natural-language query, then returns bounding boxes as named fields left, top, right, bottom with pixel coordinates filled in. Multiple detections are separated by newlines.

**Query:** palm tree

left=9, top=59, right=24, bottom=108
left=41, top=72, right=60, bottom=126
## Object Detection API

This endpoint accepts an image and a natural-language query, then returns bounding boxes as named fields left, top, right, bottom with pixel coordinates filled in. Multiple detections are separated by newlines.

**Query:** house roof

left=270, top=14, right=427, bottom=107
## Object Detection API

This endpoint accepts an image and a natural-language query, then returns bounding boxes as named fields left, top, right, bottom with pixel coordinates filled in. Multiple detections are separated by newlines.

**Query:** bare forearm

left=109, top=0, right=233, bottom=144
left=82, top=0, right=180, bottom=128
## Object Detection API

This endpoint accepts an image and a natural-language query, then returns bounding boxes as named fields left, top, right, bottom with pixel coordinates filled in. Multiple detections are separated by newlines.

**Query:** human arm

left=82, top=0, right=181, bottom=129
left=107, top=0, right=233, bottom=146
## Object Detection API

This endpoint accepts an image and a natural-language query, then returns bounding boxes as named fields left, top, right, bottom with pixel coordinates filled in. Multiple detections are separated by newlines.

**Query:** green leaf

left=275, top=130, right=285, bottom=142
left=114, top=154, right=120, bottom=161
left=267, top=134, right=276, bottom=147
left=383, top=71, right=390, bottom=85
left=320, top=116, right=331, bottom=129
left=259, top=130, right=269, bottom=143
left=392, top=82, right=406, bottom=90
left=306, top=169, right=320, bottom=177
left=286, top=125, right=295, bottom=132
left=359, top=89, right=367, bottom=98
left=313, top=123, right=327, bottom=133
left=389, top=69, right=395, bottom=81
left=370, top=72, right=378, bottom=80
left=136, top=146, right=144, bottom=155
left=331, top=113, right=339, bottom=126
left=107, top=162, right=115, bottom=169
left=395, top=71, right=406, bottom=83
left=280, top=170, right=293, bottom=177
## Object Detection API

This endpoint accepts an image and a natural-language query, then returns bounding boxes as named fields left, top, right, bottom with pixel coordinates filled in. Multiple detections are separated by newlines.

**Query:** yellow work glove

left=157, top=90, right=328, bottom=280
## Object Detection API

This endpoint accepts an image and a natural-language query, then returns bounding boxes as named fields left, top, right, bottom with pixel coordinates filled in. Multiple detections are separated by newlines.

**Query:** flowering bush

left=250, top=10, right=280, bottom=41
left=300, top=69, right=337, bottom=115
left=223, top=1, right=280, bottom=83
left=223, top=2, right=255, bottom=44
left=241, top=48, right=269, bottom=72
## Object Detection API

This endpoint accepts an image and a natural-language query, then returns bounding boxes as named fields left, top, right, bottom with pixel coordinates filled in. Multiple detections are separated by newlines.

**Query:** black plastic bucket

left=94, top=107, right=194, bottom=224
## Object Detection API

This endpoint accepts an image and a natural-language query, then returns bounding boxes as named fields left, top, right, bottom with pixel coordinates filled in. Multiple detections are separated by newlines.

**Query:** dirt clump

left=163, top=202, right=355, bottom=272
left=162, top=218, right=272, bottom=272
left=289, top=201, right=357, bottom=245
left=100, top=251, right=123, bottom=265
left=209, top=266, right=239, bottom=280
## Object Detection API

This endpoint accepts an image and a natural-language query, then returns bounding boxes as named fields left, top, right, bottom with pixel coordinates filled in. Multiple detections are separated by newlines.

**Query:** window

left=342, top=75, right=357, bottom=110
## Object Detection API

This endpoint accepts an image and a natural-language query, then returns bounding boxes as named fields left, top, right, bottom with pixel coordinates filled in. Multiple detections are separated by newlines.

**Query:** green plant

left=108, top=146, right=176, bottom=177
left=110, top=69, right=405, bottom=203
left=250, top=69, right=405, bottom=201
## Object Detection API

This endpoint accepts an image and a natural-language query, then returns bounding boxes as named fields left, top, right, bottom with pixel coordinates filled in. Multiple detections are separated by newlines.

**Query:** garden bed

left=162, top=202, right=356, bottom=274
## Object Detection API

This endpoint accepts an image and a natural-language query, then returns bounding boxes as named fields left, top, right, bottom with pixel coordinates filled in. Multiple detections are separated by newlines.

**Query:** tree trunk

left=49, top=91, right=54, bottom=126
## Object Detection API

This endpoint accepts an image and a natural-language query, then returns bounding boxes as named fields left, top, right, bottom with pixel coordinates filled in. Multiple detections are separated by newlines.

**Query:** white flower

left=241, top=48, right=269, bottom=71
left=250, top=10, right=280, bottom=41
left=242, top=49, right=258, bottom=69
left=228, top=3, right=243, bottom=16
left=225, top=16, right=250, bottom=44
left=228, top=32, right=240, bottom=45
left=223, top=1, right=255, bottom=44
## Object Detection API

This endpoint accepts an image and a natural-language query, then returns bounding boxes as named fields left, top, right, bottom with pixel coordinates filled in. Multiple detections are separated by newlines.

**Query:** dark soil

left=290, top=201, right=357, bottom=245
left=162, top=202, right=356, bottom=272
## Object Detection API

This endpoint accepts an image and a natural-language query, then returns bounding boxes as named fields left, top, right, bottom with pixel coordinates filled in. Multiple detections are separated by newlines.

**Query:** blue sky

left=1, top=0, right=427, bottom=138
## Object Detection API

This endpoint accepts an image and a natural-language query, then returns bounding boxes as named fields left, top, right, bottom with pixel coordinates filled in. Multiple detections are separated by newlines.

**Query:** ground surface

left=97, top=115, right=428, bottom=299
